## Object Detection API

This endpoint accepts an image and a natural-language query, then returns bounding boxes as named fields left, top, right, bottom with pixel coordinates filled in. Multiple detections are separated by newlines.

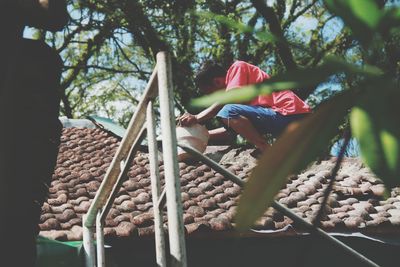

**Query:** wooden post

left=85, top=68, right=157, bottom=227
left=83, top=215, right=96, bottom=267
left=147, top=101, right=167, bottom=267
left=157, top=51, right=187, bottom=267
left=96, top=210, right=106, bottom=267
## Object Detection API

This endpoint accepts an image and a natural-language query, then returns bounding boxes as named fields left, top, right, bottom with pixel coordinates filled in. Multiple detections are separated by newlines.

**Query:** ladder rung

left=156, top=188, right=167, bottom=210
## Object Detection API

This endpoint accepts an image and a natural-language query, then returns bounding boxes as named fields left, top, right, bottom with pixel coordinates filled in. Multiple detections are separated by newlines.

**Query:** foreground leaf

left=379, top=7, right=400, bottom=33
left=196, top=11, right=277, bottom=43
left=235, top=90, right=356, bottom=230
left=350, top=87, right=400, bottom=188
left=192, top=57, right=382, bottom=107
left=324, top=0, right=381, bottom=46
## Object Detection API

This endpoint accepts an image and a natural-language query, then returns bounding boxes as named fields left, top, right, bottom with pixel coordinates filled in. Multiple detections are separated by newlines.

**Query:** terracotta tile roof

left=39, top=127, right=400, bottom=241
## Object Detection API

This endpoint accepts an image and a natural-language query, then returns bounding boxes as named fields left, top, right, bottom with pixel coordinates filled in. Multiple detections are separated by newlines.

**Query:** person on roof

left=179, top=60, right=311, bottom=153
left=0, top=1, right=69, bottom=266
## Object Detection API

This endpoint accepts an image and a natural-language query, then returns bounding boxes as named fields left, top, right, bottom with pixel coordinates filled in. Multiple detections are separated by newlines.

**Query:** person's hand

left=178, top=113, right=198, bottom=126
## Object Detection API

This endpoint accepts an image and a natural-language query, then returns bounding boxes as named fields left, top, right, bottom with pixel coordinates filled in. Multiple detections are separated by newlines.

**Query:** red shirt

left=225, top=61, right=311, bottom=116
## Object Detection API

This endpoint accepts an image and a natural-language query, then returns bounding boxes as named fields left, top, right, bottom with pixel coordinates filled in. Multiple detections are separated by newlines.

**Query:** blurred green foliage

left=36, top=0, right=370, bottom=126
left=192, top=0, right=400, bottom=230
left=31, top=0, right=400, bottom=230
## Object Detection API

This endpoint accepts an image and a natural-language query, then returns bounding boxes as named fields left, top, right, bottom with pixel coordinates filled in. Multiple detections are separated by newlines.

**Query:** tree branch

left=283, top=0, right=318, bottom=30
left=121, top=0, right=170, bottom=58
left=112, top=37, right=152, bottom=79
left=238, top=12, right=259, bottom=61
left=60, top=19, right=114, bottom=117
left=63, top=64, right=143, bottom=74
left=57, top=23, right=93, bottom=53
left=250, top=0, right=297, bottom=71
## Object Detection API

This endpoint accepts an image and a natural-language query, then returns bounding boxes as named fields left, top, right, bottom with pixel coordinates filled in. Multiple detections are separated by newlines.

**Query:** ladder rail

left=85, top=67, right=158, bottom=228
left=83, top=68, right=157, bottom=267
left=147, top=100, right=167, bottom=267
left=83, top=215, right=96, bottom=267
left=96, top=210, right=106, bottom=267
left=156, top=188, right=167, bottom=210
left=157, top=52, right=187, bottom=267
left=100, top=125, right=147, bottom=222
left=83, top=52, right=187, bottom=267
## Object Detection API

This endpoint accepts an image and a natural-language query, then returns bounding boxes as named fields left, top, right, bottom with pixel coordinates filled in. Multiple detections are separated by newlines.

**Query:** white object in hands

left=176, top=124, right=209, bottom=161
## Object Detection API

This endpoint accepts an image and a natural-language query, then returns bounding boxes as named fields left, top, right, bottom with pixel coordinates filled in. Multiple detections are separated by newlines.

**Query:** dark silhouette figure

left=0, top=1, right=69, bottom=266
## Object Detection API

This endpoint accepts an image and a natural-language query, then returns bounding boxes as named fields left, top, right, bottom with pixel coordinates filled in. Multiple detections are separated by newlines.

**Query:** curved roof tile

left=39, top=127, right=400, bottom=241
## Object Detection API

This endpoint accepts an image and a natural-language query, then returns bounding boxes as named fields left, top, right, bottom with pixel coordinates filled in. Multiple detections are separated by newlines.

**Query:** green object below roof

left=87, top=115, right=126, bottom=138
left=36, top=236, right=83, bottom=267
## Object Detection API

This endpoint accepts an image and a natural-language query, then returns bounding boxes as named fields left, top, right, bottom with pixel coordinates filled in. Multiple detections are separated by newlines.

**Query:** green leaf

left=350, top=87, right=400, bottom=188
left=191, top=57, right=382, bottom=107
left=381, top=130, right=399, bottom=172
left=195, top=11, right=277, bottom=43
left=191, top=81, right=298, bottom=107
left=379, top=8, right=400, bottom=32
left=324, top=0, right=382, bottom=46
left=235, top=90, right=356, bottom=230
left=254, top=31, right=277, bottom=43
left=197, top=11, right=253, bottom=33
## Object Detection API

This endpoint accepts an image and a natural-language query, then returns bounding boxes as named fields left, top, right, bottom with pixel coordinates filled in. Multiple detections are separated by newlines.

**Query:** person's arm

left=1, top=0, right=69, bottom=32
left=195, top=103, right=222, bottom=123
left=179, top=103, right=222, bottom=126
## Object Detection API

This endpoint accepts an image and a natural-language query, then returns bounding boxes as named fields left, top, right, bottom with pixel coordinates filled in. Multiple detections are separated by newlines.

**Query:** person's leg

left=217, top=104, right=271, bottom=152
left=220, top=116, right=270, bottom=151
left=208, top=127, right=236, bottom=144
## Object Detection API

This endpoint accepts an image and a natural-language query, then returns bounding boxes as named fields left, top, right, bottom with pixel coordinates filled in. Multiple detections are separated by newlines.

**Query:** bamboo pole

left=147, top=101, right=167, bottom=267
left=85, top=67, right=158, bottom=228
left=157, top=52, right=187, bottom=267
left=96, top=210, right=105, bottom=267
left=82, top=215, right=96, bottom=267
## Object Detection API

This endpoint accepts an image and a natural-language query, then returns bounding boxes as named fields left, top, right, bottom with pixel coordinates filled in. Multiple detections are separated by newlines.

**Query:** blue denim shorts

left=216, top=104, right=307, bottom=137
